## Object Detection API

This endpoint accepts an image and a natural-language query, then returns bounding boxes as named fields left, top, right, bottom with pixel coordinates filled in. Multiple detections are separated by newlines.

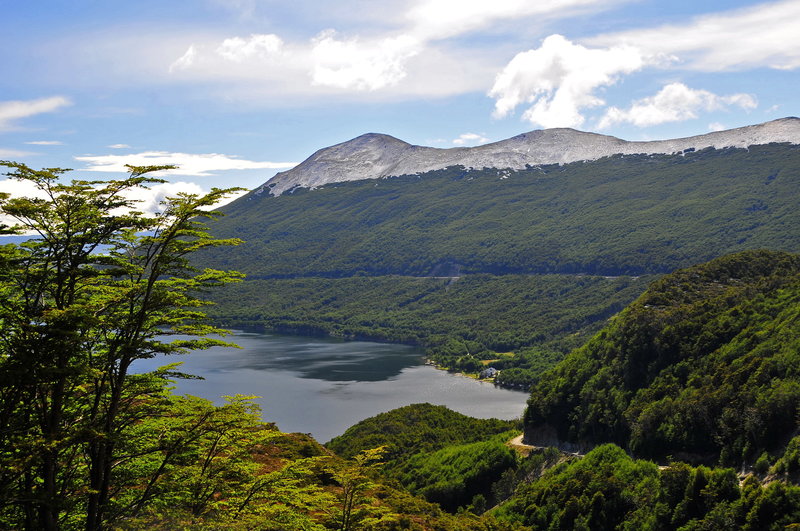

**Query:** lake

left=133, top=330, right=529, bottom=442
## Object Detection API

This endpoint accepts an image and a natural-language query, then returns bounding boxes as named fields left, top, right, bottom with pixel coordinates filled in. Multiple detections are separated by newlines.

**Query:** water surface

left=134, top=331, right=528, bottom=442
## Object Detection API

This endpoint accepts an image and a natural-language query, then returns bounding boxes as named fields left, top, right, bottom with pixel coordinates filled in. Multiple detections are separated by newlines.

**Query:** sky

left=1, top=0, right=799, bottom=209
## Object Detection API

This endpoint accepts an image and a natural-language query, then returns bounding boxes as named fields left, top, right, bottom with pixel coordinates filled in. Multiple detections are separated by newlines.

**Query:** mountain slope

left=259, top=118, right=800, bottom=196
left=524, top=249, right=800, bottom=465
left=208, top=143, right=800, bottom=278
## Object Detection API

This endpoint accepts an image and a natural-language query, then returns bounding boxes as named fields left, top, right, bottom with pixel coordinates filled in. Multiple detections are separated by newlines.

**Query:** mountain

left=201, top=123, right=800, bottom=383
left=524, top=249, right=800, bottom=465
left=258, top=118, right=800, bottom=196
left=210, top=142, right=800, bottom=278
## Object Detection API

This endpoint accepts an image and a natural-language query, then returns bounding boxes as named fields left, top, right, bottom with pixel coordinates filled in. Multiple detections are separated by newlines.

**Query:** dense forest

left=496, top=444, right=800, bottom=530
left=328, top=404, right=520, bottom=511
left=204, top=144, right=800, bottom=278
left=524, top=250, right=800, bottom=466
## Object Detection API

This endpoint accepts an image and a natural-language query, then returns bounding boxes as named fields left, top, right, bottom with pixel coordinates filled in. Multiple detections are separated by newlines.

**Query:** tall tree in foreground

left=0, top=162, right=243, bottom=530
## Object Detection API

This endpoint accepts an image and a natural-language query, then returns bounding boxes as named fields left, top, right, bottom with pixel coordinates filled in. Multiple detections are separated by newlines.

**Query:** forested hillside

left=496, top=444, right=800, bottom=529
left=206, top=144, right=800, bottom=277
left=524, top=250, right=800, bottom=466
left=205, top=273, right=647, bottom=376
left=328, top=404, right=520, bottom=511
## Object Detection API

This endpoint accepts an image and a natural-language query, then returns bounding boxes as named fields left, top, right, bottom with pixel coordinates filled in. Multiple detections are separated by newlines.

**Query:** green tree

left=0, top=161, right=243, bottom=530
left=326, top=446, right=395, bottom=531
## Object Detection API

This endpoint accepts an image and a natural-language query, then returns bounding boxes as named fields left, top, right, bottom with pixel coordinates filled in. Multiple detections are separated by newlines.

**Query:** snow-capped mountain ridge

left=258, top=118, right=800, bottom=196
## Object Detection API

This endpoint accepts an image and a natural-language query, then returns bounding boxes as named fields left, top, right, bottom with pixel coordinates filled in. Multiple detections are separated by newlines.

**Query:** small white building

left=479, top=367, right=498, bottom=379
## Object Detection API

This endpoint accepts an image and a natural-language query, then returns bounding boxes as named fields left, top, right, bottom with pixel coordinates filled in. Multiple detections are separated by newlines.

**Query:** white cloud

left=489, top=34, right=646, bottom=128
left=107, top=144, right=131, bottom=149
left=453, top=133, right=490, bottom=145
left=73, top=151, right=298, bottom=177
left=25, top=140, right=63, bottom=146
left=169, top=45, right=198, bottom=72
left=165, top=0, right=626, bottom=98
left=0, top=178, right=245, bottom=228
left=310, top=30, right=421, bottom=90
left=0, top=177, right=48, bottom=199
left=406, top=0, right=618, bottom=41
left=587, top=0, right=800, bottom=71
left=597, top=83, right=758, bottom=128
left=0, top=177, right=50, bottom=229
left=0, top=97, right=72, bottom=130
left=708, top=122, right=726, bottom=132
left=217, top=34, right=283, bottom=62
left=119, top=181, right=247, bottom=215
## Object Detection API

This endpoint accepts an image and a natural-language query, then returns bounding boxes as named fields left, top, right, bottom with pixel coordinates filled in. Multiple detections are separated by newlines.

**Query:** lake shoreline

left=134, top=329, right=529, bottom=442
left=212, top=320, right=524, bottom=390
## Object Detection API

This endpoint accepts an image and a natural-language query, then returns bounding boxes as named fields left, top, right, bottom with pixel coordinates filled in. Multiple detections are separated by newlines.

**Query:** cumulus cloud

left=0, top=178, right=51, bottom=229
left=0, top=178, right=245, bottom=229
left=0, top=97, right=71, bottom=130
left=119, top=181, right=247, bottom=214
left=489, top=34, right=647, bottom=128
left=167, top=0, right=625, bottom=97
left=25, top=140, right=63, bottom=146
left=452, top=133, right=490, bottom=145
left=597, top=83, right=758, bottom=128
left=587, top=0, right=800, bottom=71
left=217, top=34, right=283, bottom=62
left=708, top=122, right=726, bottom=132
left=107, top=144, right=131, bottom=149
left=74, top=151, right=298, bottom=176
left=310, top=30, right=421, bottom=90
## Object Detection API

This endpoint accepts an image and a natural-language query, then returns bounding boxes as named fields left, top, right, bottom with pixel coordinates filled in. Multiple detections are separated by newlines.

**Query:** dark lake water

left=133, top=330, right=529, bottom=442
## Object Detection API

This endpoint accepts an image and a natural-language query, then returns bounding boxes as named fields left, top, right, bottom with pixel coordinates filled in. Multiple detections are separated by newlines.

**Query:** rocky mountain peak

left=256, top=118, right=800, bottom=196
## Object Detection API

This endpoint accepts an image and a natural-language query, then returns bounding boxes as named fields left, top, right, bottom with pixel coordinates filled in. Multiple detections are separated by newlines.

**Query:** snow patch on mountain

left=256, top=118, right=800, bottom=196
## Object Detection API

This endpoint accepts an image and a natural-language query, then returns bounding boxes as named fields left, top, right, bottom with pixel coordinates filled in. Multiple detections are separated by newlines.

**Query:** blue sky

left=1, top=0, right=798, bottom=207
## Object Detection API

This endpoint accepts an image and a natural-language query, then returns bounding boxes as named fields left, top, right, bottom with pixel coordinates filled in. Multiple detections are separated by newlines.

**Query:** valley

left=4, top=119, right=800, bottom=529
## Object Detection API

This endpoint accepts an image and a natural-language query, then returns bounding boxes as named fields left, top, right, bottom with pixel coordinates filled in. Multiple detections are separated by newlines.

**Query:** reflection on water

left=133, top=331, right=528, bottom=442
left=215, top=333, right=424, bottom=382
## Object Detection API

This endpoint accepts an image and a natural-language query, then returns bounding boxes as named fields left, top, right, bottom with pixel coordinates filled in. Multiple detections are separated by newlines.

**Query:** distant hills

left=258, top=117, right=800, bottom=196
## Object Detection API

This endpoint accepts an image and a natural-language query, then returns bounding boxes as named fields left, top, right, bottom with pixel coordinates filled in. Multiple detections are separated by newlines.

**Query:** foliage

left=524, top=249, right=800, bottom=465
left=495, top=443, right=800, bottom=530
left=396, top=437, right=517, bottom=512
left=772, top=436, right=800, bottom=479
left=325, top=446, right=395, bottom=531
left=496, top=444, right=659, bottom=529
left=327, top=403, right=517, bottom=461
left=327, top=404, right=519, bottom=512
left=105, top=387, right=334, bottom=530
left=0, top=162, right=243, bottom=529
